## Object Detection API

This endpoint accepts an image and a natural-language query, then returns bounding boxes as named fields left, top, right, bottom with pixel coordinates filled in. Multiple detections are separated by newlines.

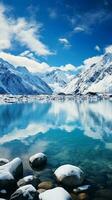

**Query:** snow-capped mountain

left=63, top=53, right=112, bottom=94
left=0, top=58, right=52, bottom=95
left=38, top=69, right=73, bottom=93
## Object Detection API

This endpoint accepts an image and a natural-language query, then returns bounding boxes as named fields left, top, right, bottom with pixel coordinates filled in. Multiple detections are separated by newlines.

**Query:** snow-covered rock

left=54, top=164, right=84, bottom=187
left=29, top=153, right=47, bottom=170
left=0, top=157, right=23, bottom=180
left=37, top=189, right=46, bottom=194
left=10, top=184, right=38, bottom=200
left=0, top=159, right=9, bottom=166
left=17, top=175, right=40, bottom=188
left=0, top=58, right=52, bottom=95
left=64, top=53, right=112, bottom=94
left=0, top=171, right=16, bottom=198
left=39, top=187, right=72, bottom=200
left=0, top=171, right=15, bottom=187
left=0, top=158, right=23, bottom=197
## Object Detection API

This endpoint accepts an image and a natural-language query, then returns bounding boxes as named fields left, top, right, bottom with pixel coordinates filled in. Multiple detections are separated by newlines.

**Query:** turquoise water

left=0, top=100, right=112, bottom=188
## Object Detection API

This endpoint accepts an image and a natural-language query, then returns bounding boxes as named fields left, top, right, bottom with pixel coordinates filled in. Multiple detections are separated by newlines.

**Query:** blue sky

left=0, top=0, right=112, bottom=72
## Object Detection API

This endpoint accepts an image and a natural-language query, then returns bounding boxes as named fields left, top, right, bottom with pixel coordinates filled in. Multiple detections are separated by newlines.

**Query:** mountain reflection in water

left=0, top=100, right=112, bottom=187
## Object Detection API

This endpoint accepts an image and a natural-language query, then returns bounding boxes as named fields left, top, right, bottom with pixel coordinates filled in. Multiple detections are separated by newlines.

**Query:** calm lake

left=0, top=99, right=112, bottom=188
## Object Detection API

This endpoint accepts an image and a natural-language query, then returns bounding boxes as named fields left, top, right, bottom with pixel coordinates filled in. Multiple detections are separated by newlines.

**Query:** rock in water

left=39, top=187, right=72, bottom=200
left=0, top=158, right=23, bottom=197
left=10, top=184, right=39, bottom=200
left=0, top=171, right=16, bottom=197
left=29, top=153, right=47, bottom=170
left=54, top=164, right=84, bottom=187
left=78, top=193, right=88, bottom=200
left=0, top=171, right=15, bottom=187
left=0, top=159, right=9, bottom=166
left=17, top=175, right=40, bottom=188
left=0, top=158, right=23, bottom=181
left=38, top=181, right=55, bottom=190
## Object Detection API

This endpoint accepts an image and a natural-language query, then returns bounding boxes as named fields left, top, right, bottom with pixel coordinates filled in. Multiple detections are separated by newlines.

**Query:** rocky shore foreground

left=0, top=153, right=111, bottom=200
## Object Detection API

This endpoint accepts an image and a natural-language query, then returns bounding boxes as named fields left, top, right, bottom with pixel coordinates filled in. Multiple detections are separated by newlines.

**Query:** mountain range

left=0, top=52, right=112, bottom=95
left=0, top=58, right=52, bottom=95
left=38, top=69, right=73, bottom=93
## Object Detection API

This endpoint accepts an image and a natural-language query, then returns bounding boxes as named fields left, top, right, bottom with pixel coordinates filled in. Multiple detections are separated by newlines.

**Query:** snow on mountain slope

left=38, top=69, right=73, bottom=93
left=86, top=75, right=112, bottom=93
left=0, top=58, right=52, bottom=95
left=63, top=53, right=112, bottom=94
left=16, top=66, right=52, bottom=94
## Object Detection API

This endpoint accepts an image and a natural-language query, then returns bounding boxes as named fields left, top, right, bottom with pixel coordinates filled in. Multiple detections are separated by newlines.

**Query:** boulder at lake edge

left=17, top=175, right=40, bottom=188
left=10, top=184, right=39, bottom=200
left=54, top=164, right=84, bottom=187
left=29, top=153, right=47, bottom=170
left=0, top=158, right=23, bottom=181
left=39, top=187, right=72, bottom=200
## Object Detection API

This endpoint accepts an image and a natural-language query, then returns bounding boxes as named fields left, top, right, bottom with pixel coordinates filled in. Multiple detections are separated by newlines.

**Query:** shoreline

left=0, top=155, right=111, bottom=200
left=0, top=94, right=112, bottom=104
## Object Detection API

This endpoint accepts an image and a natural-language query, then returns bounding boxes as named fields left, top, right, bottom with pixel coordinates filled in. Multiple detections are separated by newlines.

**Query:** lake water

left=0, top=99, right=112, bottom=189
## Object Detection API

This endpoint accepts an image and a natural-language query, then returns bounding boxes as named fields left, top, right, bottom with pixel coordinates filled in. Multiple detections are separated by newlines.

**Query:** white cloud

left=95, top=45, right=100, bottom=52
left=0, top=49, right=105, bottom=74
left=80, top=44, right=112, bottom=70
left=20, top=50, right=37, bottom=60
left=70, top=9, right=112, bottom=35
left=0, top=4, right=12, bottom=49
left=0, top=3, right=53, bottom=56
left=83, top=55, right=103, bottom=68
left=60, top=64, right=76, bottom=71
left=74, top=26, right=85, bottom=33
left=0, top=51, right=77, bottom=73
left=20, top=50, right=30, bottom=57
left=105, top=45, right=112, bottom=54
left=59, top=38, right=71, bottom=48
left=59, top=38, right=69, bottom=45
left=14, top=18, right=53, bottom=56
left=0, top=51, right=50, bottom=73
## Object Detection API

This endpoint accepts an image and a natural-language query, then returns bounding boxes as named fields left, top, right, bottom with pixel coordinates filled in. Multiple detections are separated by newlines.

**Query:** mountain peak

left=0, top=59, right=52, bottom=95
left=63, top=52, right=112, bottom=94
